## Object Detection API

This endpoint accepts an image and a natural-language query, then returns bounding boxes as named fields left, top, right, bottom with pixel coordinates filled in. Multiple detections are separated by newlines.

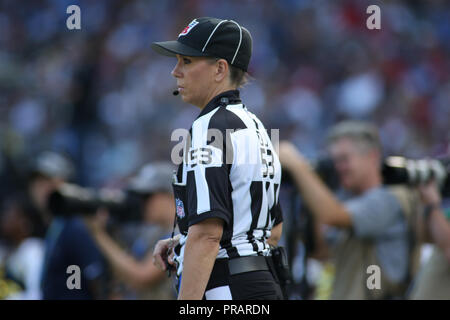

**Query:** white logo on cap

left=178, top=19, right=199, bottom=37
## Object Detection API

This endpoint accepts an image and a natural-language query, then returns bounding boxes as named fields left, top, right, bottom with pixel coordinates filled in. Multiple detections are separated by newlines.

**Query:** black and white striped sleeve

left=272, top=201, right=283, bottom=226
left=185, top=107, right=240, bottom=228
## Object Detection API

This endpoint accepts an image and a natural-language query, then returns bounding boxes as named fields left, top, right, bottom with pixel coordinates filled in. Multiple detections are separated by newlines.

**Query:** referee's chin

left=180, top=94, right=201, bottom=109
left=176, top=91, right=187, bottom=102
left=180, top=94, right=188, bottom=103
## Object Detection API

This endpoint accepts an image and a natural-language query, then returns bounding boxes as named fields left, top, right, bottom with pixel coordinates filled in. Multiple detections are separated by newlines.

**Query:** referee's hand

left=152, top=236, right=179, bottom=271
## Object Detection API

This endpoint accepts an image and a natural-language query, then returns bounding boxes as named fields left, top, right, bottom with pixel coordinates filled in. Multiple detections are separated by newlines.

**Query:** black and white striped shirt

left=172, top=90, right=283, bottom=276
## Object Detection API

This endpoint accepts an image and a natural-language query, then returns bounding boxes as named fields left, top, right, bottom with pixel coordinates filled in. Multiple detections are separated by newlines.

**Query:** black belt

left=205, top=255, right=275, bottom=293
left=228, top=255, right=270, bottom=276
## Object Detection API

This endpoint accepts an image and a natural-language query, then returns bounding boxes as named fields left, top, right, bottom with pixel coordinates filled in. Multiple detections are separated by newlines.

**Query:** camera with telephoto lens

left=381, top=157, right=450, bottom=195
left=282, top=156, right=450, bottom=197
left=47, top=162, right=175, bottom=223
left=48, top=183, right=144, bottom=222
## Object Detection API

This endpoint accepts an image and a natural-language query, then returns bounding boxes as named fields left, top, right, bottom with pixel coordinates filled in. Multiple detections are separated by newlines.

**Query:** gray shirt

left=343, top=186, right=409, bottom=283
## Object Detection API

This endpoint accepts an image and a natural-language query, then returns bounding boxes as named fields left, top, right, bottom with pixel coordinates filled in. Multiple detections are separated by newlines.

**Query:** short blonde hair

left=207, top=57, right=250, bottom=88
left=327, top=121, right=382, bottom=153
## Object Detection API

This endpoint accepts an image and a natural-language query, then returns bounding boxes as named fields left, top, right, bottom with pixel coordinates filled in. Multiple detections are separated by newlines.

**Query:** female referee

left=151, top=17, right=284, bottom=300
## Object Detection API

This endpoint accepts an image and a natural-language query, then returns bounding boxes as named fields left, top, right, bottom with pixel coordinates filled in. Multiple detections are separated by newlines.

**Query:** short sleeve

left=345, top=188, right=403, bottom=239
left=272, top=201, right=283, bottom=226
left=186, top=166, right=232, bottom=227
left=185, top=109, right=234, bottom=228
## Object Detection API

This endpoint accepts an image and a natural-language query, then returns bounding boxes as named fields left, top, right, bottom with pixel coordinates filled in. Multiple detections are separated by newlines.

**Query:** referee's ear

left=214, top=58, right=230, bottom=84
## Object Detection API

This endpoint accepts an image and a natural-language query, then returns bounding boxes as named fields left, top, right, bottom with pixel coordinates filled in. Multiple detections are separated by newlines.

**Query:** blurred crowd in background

left=0, top=0, right=449, bottom=299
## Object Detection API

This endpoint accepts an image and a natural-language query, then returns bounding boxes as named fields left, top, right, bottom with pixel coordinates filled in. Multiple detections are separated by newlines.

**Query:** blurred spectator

left=40, top=214, right=110, bottom=299
left=279, top=121, right=421, bottom=299
left=39, top=155, right=110, bottom=300
left=0, top=195, right=45, bottom=299
left=0, top=150, right=73, bottom=299
left=1, top=0, right=449, bottom=193
left=409, top=181, right=450, bottom=299
left=86, top=162, right=176, bottom=299
left=27, top=151, right=75, bottom=233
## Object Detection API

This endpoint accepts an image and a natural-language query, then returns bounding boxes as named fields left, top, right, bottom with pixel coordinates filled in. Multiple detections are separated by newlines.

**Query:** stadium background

left=1, top=0, right=449, bottom=190
left=0, top=0, right=449, bottom=300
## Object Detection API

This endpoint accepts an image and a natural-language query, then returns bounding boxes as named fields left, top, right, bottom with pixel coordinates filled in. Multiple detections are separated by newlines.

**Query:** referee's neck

left=199, top=84, right=237, bottom=109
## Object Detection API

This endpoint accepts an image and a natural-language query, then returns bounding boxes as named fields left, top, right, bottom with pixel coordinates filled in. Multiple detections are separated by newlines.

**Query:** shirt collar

left=197, top=90, right=241, bottom=119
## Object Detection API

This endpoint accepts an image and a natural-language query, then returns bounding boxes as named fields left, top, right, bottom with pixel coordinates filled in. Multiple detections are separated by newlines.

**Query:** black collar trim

left=197, top=90, right=241, bottom=119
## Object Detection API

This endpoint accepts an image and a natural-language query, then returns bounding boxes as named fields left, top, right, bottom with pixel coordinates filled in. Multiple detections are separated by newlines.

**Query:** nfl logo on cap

left=178, top=19, right=199, bottom=37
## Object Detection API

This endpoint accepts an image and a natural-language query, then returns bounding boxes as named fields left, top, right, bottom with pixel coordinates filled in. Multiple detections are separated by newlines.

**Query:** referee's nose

left=171, top=56, right=183, bottom=79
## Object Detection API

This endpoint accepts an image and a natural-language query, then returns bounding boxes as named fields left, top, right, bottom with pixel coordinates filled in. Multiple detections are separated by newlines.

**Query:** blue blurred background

left=1, top=0, right=449, bottom=190
left=0, top=0, right=450, bottom=300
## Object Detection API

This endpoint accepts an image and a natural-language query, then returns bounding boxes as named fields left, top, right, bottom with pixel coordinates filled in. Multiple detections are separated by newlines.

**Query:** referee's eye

left=183, top=57, right=191, bottom=64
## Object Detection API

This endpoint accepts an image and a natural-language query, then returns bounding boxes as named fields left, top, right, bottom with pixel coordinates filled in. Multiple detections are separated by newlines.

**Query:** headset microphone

left=173, top=89, right=179, bottom=96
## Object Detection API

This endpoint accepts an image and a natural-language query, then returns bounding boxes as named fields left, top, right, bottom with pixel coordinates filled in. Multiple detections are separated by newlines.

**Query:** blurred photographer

left=40, top=156, right=109, bottom=300
left=27, top=151, right=75, bottom=233
left=86, top=162, right=176, bottom=300
left=279, top=121, right=420, bottom=299
left=0, top=195, right=45, bottom=299
left=409, top=180, right=450, bottom=299
left=0, top=151, right=71, bottom=300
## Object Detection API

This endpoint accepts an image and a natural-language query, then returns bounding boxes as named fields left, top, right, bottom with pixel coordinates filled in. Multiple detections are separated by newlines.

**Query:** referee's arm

left=179, top=117, right=234, bottom=299
left=267, top=222, right=283, bottom=247
left=178, top=218, right=224, bottom=300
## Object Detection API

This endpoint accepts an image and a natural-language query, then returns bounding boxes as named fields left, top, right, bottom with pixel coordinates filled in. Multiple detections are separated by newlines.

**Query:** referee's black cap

left=151, top=17, right=252, bottom=72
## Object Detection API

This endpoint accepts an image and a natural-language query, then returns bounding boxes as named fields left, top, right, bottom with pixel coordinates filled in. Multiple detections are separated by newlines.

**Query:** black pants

left=201, top=258, right=284, bottom=300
